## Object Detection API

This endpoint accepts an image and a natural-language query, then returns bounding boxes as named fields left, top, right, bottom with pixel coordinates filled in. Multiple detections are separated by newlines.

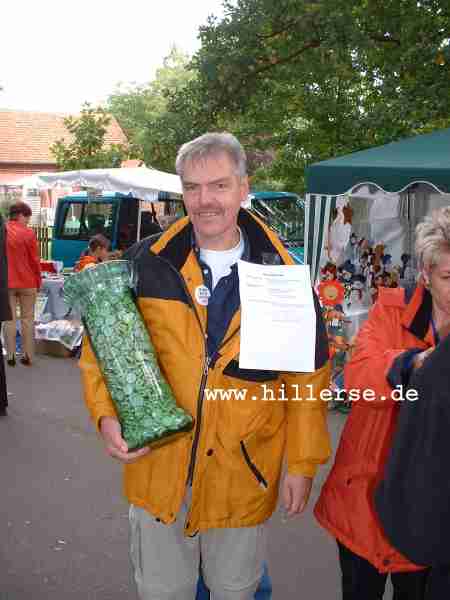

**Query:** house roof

left=0, top=109, right=128, bottom=165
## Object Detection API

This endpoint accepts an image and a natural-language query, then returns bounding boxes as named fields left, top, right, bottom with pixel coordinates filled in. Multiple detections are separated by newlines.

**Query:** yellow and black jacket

left=80, top=209, right=331, bottom=535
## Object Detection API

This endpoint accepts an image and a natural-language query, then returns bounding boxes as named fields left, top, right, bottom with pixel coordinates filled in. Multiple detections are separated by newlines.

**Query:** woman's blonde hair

left=415, top=206, right=450, bottom=271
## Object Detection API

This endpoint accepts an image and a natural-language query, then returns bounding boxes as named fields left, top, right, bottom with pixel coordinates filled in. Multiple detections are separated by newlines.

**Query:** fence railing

left=33, top=226, right=53, bottom=261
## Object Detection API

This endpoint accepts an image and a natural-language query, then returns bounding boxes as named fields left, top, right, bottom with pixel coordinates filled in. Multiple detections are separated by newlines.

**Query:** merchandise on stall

left=316, top=197, right=411, bottom=412
left=305, top=127, right=450, bottom=286
left=305, top=129, right=450, bottom=379
left=317, top=279, right=351, bottom=413
left=35, top=319, right=83, bottom=350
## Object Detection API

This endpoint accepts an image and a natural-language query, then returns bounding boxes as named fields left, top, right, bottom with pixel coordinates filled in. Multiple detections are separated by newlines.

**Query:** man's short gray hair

left=175, top=132, right=247, bottom=179
left=415, top=206, right=450, bottom=270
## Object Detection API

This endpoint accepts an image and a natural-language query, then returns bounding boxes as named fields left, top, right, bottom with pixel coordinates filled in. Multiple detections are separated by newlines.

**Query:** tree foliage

left=107, top=47, right=210, bottom=173
left=107, top=1, right=450, bottom=193
left=50, top=104, right=129, bottom=171
left=185, top=0, right=450, bottom=191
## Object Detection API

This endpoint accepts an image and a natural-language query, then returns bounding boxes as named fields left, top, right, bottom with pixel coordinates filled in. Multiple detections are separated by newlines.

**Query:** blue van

left=52, top=191, right=184, bottom=267
left=52, top=190, right=304, bottom=268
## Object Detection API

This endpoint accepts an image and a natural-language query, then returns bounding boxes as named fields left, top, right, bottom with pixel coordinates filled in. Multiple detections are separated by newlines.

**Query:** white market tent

left=0, top=174, right=47, bottom=188
left=36, top=166, right=183, bottom=200
left=0, top=167, right=183, bottom=227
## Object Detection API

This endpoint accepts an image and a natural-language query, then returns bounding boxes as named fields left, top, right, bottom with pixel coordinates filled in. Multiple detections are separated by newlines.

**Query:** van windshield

left=251, top=196, right=304, bottom=243
left=59, top=201, right=116, bottom=240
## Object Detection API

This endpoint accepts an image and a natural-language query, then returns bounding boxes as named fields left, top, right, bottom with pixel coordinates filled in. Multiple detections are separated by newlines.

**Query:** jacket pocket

left=223, top=359, right=278, bottom=382
left=240, top=440, right=268, bottom=490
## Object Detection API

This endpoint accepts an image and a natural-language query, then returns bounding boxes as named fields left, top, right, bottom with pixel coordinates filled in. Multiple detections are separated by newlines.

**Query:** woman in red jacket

left=0, top=214, right=12, bottom=414
left=4, top=202, right=41, bottom=367
left=315, top=206, right=450, bottom=599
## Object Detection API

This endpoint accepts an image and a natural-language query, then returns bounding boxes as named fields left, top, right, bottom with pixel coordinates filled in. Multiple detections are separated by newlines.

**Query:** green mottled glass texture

left=64, top=260, right=193, bottom=450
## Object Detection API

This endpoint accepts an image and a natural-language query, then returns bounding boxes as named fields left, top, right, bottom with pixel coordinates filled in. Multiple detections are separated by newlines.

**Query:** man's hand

left=412, top=347, right=434, bottom=371
left=281, top=474, right=313, bottom=518
left=100, top=417, right=150, bottom=463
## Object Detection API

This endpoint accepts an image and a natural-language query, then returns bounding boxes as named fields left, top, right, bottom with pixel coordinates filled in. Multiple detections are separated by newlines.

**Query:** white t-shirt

left=200, top=229, right=245, bottom=290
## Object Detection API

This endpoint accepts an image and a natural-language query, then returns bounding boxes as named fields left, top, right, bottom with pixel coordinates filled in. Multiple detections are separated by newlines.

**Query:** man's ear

left=240, top=176, right=249, bottom=203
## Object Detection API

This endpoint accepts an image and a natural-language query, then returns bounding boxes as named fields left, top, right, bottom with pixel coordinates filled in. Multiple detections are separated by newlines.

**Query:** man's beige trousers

left=129, top=496, right=267, bottom=600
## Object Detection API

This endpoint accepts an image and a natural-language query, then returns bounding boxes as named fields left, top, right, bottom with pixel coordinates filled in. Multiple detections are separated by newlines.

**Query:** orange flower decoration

left=318, top=280, right=345, bottom=307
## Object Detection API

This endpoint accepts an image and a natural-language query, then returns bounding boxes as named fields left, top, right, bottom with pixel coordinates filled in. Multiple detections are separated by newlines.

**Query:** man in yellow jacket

left=80, top=132, right=331, bottom=599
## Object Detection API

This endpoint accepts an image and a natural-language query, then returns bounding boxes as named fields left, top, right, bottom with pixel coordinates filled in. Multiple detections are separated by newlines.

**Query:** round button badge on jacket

left=195, top=285, right=210, bottom=306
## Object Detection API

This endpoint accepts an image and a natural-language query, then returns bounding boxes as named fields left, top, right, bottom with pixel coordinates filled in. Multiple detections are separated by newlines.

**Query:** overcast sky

left=0, top=0, right=225, bottom=113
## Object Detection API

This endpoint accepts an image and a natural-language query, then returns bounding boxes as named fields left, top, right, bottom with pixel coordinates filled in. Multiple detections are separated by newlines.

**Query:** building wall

left=0, top=162, right=57, bottom=181
left=0, top=163, right=58, bottom=225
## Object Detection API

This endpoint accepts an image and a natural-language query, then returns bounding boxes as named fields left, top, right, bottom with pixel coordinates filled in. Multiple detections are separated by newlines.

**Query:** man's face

left=181, top=152, right=249, bottom=250
left=96, top=246, right=110, bottom=262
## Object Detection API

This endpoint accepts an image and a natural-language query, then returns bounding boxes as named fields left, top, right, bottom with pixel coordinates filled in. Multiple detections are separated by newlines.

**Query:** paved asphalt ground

left=0, top=354, right=394, bottom=599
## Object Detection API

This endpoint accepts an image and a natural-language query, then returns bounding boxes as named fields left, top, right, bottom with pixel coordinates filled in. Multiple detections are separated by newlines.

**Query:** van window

left=117, top=198, right=139, bottom=250
left=59, top=201, right=116, bottom=240
left=251, top=196, right=304, bottom=243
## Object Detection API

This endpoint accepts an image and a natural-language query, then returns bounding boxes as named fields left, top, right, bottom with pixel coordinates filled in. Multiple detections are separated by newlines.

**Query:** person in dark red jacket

left=315, top=206, right=450, bottom=599
left=0, top=214, right=12, bottom=415
left=3, top=202, right=41, bottom=367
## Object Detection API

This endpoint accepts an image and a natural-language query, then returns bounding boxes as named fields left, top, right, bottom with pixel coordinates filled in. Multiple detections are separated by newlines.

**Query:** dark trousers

left=0, top=326, right=7, bottom=410
left=426, top=565, right=450, bottom=599
left=338, top=542, right=429, bottom=600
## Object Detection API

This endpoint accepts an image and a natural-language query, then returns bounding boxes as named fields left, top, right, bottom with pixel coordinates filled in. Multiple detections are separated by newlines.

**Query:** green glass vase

left=64, top=260, right=194, bottom=450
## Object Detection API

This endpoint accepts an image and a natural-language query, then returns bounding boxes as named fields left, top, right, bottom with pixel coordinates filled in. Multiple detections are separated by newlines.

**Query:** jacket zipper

left=149, top=254, right=241, bottom=488
left=188, top=327, right=240, bottom=485
left=150, top=255, right=209, bottom=487
left=187, top=353, right=210, bottom=485
left=187, top=325, right=241, bottom=485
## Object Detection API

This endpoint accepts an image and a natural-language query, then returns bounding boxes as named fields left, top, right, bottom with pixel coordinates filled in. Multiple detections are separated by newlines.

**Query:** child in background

left=74, top=234, right=111, bottom=272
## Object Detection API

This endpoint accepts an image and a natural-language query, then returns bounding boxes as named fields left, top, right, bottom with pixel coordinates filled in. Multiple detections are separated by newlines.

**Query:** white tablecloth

left=40, top=278, right=69, bottom=321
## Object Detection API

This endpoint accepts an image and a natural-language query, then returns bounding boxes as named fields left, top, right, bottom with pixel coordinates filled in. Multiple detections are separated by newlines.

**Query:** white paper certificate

left=237, top=261, right=316, bottom=372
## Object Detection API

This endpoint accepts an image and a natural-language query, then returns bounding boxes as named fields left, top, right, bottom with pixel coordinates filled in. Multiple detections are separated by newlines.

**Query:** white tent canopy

left=36, top=166, right=183, bottom=201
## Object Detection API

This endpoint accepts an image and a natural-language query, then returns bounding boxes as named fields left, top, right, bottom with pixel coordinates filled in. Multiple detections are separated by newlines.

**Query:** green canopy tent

left=305, top=127, right=450, bottom=282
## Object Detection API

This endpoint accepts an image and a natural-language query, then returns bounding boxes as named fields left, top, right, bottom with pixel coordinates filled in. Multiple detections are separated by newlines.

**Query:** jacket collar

left=7, top=219, right=28, bottom=230
left=401, top=283, right=433, bottom=342
left=152, top=208, right=286, bottom=271
left=191, top=226, right=251, bottom=263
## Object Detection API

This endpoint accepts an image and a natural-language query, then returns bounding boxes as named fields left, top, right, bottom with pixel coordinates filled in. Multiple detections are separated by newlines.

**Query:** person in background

left=139, top=211, right=163, bottom=238
left=79, top=132, right=331, bottom=600
left=74, top=234, right=111, bottom=272
left=4, top=202, right=41, bottom=367
left=0, top=214, right=12, bottom=416
left=314, top=207, right=450, bottom=599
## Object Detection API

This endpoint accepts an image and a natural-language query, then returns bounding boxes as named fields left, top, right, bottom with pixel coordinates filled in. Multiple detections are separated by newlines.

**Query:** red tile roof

left=0, top=109, right=128, bottom=165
